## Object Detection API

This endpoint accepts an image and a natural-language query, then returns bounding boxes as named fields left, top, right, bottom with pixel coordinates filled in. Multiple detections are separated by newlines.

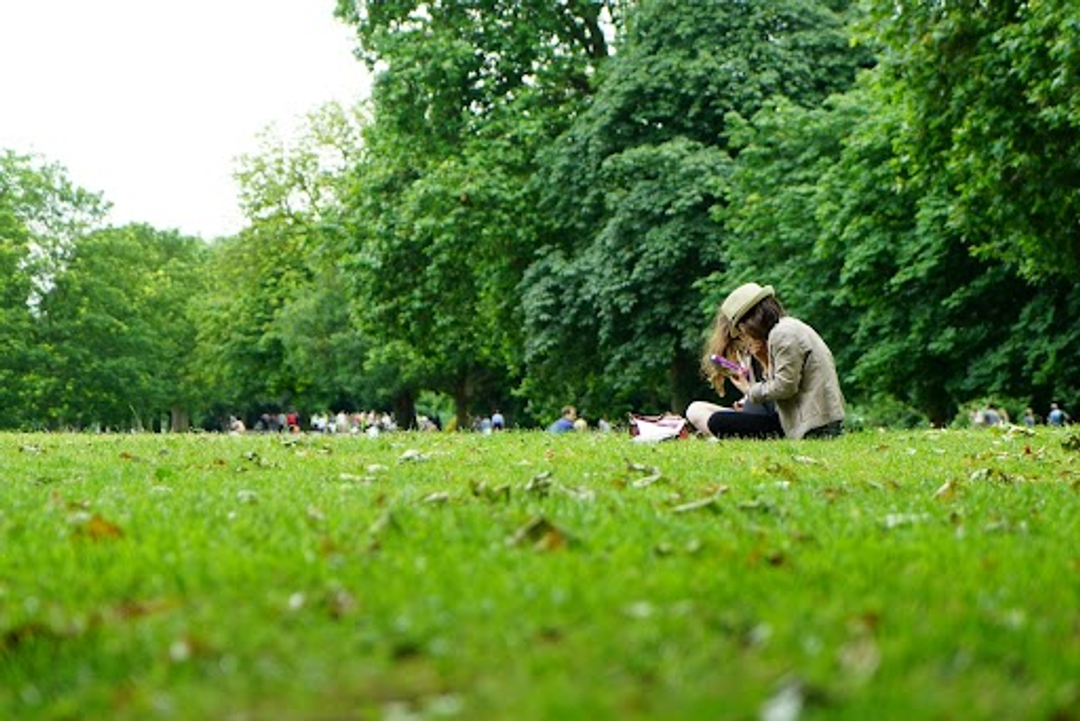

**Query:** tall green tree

left=522, top=0, right=869, bottom=418
left=194, top=103, right=369, bottom=423
left=0, top=151, right=108, bottom=428
left=336, top=0, right=622, bottom=426
left=36, top=224, right=207, bottom=430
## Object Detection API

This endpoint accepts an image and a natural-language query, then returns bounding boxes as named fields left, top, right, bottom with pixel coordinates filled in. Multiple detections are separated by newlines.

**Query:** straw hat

left=721, top=283, right=774, bottom=331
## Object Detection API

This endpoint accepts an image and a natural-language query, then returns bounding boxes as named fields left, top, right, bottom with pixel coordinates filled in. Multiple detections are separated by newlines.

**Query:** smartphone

left=710, top=354, right=746, bottom=375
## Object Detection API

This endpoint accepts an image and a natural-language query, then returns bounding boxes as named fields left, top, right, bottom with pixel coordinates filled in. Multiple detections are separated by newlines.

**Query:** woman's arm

left=747, top=324, right=805, bottom=404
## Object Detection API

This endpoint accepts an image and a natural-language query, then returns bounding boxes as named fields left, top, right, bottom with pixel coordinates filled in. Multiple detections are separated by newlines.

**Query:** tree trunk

left=393, top=391, right=417, bottom=430
left=453, top=374, right=471, bottom=431
left=170, top=407, right=190, bottom=432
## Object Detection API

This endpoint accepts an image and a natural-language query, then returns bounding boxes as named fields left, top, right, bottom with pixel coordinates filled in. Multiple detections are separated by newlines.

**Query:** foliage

left=858, top=0, right=1080, bottom=281
left=192, top=103, right=372, bottom=424
left=34, top=225, right=208, bottom=430
left=2, top=429, right=1080, bottom=719
left=336, top=0, right=622, bottom=426
left=521, top=0, right=869, bottom=418
left=0, top=151, right=110, bottom=428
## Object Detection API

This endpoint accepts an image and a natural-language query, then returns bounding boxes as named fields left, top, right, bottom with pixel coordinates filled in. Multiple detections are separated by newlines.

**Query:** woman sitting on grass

left=686, top=282, right=845, bottom=440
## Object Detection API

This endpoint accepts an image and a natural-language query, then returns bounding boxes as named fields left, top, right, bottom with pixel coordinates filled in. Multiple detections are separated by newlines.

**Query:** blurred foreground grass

left=1, top=427, right=1079, bottom=720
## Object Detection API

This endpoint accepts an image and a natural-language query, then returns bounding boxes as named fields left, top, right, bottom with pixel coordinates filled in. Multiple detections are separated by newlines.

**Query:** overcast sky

left=0, top=0, right=370, bottom=238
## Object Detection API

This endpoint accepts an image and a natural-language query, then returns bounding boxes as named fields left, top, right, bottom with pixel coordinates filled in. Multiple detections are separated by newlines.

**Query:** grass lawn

left=2, top=427, right=1079, bottom=720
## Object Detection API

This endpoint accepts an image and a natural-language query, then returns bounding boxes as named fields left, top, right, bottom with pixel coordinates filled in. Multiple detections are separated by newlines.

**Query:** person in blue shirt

left=549, top=406, right=577, bottom=433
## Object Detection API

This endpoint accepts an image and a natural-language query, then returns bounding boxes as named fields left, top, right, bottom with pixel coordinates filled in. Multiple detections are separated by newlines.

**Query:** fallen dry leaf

left=672, top=493, right=726, bottom=514
left=507, top=515, right=573, bottom=551
left=933, top=479, right=957, bottom=500
left=74, top=514, right=124, bottom=541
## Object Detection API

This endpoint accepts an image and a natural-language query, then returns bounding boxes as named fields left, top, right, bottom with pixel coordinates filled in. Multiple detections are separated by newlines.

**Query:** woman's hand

left=728, top=370, right=751, bottom=395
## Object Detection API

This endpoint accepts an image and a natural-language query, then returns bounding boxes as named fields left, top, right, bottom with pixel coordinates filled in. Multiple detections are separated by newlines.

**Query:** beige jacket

left=745, top=316, right=845, bottom=439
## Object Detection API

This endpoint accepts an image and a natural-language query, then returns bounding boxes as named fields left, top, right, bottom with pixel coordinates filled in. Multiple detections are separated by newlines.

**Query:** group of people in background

left=230, top=410, right=399, bottom=436
left=973, top=402, right=1072, bottom=429
left=548, top=405, right=613, bottom=434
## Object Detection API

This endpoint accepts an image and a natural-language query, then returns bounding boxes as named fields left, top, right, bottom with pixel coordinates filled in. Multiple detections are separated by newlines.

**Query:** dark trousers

left=707, top=410, right=783, bottom=439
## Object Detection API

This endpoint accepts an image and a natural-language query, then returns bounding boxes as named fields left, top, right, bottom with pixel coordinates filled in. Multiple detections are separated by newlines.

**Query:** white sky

left=0, top=0, right=371, bottom=239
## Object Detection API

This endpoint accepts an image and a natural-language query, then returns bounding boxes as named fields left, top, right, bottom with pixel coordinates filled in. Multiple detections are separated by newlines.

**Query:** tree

left=336, top=0, right=623, bottom=426
left=522, top=0, right=869, bottom=418
left=193, top=103, right=372, bottom=425
left=859, top=0, right=1080, bottom=281
left=0, top=150, right=109, bottom=428
left=36, top=224, right=207, bottom=430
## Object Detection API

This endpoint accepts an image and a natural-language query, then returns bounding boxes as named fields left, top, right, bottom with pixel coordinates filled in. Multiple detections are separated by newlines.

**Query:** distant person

left=549, top=406, right=577, bottom=433
left=1048, top=403, right=1071, bottom=427
left=1022, top=408, right=1036, bottom=428
left=972, top=404, right=1008, bottom=427
left=491, top=410, right=505, bottom=431
left=686, top=283, right=844, bottom=440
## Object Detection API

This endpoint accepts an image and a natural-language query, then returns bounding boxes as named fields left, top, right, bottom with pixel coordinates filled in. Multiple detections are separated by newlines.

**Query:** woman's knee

left=686, top=402, right=715, bottom=435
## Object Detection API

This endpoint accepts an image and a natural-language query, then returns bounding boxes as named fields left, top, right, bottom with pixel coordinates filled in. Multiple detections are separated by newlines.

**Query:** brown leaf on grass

left=838, top=614, right=881, bottom=684
left=748, top=547, right=787, bottom=567
left=969, top=468, right=1018, bottom=484
left=933, top=479, right=958, bottom=501
left=74, top=514, right=124, bottom=541
left=470, top=479, right=511, bottom=503
left=738, top=500, right=777, bottom=514
left=820, top=487, right=846, bottom=503
left=320, top=534, right=343, bottom=557
left=628, top=463, right=664, bottom=488
left=792, top=455, right=825, bottom=466
left=838, top=635, right=881, bottom=683
left=524, top=472, right=553, bottom=497
left=110, top=598, right=179, bottom=622
left=766, top=462, right=800, bottom=484
left=671, top=491, right=727, bottom=514
left=338, top=472, right=378, bottom=483
left=1, top=621, right=63, bottom=653
left=422, top=492, right=450, bottom=504
left=368, top=510, right=399, bottom=539
left=507, top=515, right=573, bottom=551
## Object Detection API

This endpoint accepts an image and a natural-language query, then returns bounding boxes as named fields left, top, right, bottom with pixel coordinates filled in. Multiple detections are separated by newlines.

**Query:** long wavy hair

left=700, top=309, right=742, bottom=393
left=700, top=296, right=787, bottom=393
